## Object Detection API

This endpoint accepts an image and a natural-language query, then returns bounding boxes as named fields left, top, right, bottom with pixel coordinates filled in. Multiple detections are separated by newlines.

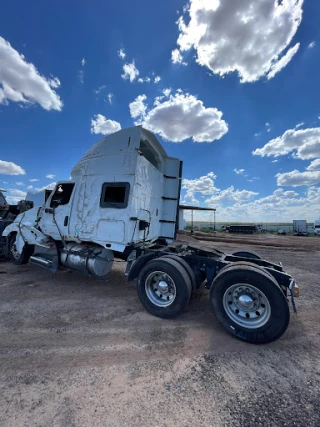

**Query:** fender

left=2, top=207, right=50, bottom=255
left=2, top=223, right=26, bottom=255
left=127, top=252, right=156, bottom=282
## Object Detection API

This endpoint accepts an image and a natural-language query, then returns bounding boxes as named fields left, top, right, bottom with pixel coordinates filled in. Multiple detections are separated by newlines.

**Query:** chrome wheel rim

left=223, top=283, right=271, bottom=329
left=145, top=271, right=176, bottom=307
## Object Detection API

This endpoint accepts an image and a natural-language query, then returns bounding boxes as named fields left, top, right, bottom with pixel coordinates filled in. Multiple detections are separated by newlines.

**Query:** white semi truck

left=314, top=220, right=320, bottom=236
left=2, top=126, right=298, bottom=344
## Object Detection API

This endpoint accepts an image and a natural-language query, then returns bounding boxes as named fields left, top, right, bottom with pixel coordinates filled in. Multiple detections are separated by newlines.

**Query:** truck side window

left=100, top=182, right=130, bottom=209
left=50, top=183, right=75, bottom=208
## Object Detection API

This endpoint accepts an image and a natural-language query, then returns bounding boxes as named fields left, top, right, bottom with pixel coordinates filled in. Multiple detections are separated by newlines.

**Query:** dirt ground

left=0, top=233, right=320, bottom=427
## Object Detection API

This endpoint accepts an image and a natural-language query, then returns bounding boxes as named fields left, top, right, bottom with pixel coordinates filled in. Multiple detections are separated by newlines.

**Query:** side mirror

left=51, top=199, right=61, bottom=208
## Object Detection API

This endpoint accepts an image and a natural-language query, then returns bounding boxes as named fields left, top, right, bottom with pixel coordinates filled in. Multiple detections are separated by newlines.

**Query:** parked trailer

left=226, top=224, right=257, bottom=234
left=2, top=126, right=299, bottom=344
left=293, top=220, right=308, bottom=236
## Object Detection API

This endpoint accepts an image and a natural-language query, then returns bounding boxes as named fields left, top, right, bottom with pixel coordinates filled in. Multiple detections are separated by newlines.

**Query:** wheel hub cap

left=238, top=294, right=254, bottom=310
left=158, top=281, right=169, bottom=292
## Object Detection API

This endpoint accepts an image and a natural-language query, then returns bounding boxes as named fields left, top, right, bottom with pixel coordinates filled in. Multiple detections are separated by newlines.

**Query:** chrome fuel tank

left=61, top=243, right=114, bottom=278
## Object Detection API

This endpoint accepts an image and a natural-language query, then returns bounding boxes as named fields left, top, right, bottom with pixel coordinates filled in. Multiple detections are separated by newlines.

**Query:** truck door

left=39, top=183, right=75, bottom=239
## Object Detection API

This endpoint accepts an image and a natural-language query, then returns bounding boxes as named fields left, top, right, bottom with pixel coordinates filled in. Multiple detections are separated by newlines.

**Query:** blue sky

left=1, top=0, right=320, bottom=222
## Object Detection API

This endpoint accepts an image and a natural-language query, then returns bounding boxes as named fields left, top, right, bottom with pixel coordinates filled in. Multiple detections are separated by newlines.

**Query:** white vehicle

left=26, top=189, right=52, bottom=208
left=4, top=126, right=182, bottom=273
left=293, top=220, right=308, bottom=236
left=2, top=126, right=299, bottom=344
left=314, top=220, right=320, bottom=236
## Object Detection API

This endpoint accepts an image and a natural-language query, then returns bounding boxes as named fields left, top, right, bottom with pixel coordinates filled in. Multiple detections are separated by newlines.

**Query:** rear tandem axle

left=127, top=243, right=298, bottom=344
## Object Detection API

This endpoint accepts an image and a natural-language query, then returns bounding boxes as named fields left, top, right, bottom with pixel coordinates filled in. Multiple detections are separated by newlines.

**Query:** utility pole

left=191, top=209, right=194, bottom=235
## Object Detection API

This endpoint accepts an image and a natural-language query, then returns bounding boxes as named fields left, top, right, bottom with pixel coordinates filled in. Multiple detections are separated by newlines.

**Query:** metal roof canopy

left=179, top=205, right=217, bottom=233
left=179, top=205, right=216, bottom=211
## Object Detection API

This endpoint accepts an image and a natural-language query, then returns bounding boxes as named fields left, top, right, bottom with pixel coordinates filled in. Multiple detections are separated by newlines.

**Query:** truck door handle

left=64, top=216, right=69, bottom=226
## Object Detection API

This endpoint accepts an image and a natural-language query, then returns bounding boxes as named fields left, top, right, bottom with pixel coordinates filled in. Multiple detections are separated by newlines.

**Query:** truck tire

left=159, top=254, right=197, bottom=290
left=210, top=264, right=290, bottom=344
left=137, top=258, right=192, bottom=319
left=217, top=261, right=288, bottom=298
left=217, top=261, right=275, bottom=281
left=9, top=233, right=31, bottom=265
left=232, top=249, right=261, bottom=260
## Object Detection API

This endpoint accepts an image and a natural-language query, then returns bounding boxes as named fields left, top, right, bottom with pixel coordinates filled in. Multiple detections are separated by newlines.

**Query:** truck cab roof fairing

left=70, top=126, right=168, bottom=179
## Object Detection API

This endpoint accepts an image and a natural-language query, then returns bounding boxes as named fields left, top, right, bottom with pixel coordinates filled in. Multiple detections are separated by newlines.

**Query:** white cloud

left=182, top=172, right=217, bottom=205
left=0, top=160, right=25, bottom=175
left=78, top=70, right=84, bottom=84
left=185, top=186, right=320, bottom=223
left=255, top=188, right=299, bottom=205
left=121, top=61, right=139, bottom=82
left=182, top=191, right=200, bottom=205
left=163, top=88, right=171, bottom=97
left=46, top=174, right=55, bottom=179
left=107, top=93, right=113, bottom=104
left=234, top=168, right=245, bottom=175
left=154, top=76, right=161, bottom=83
left=27, top=185, right=33, bottom=190
left=94, top=86, right=113, bottom=104
left=171, top=49, right=187, bottom=65
left=276, top=170, right=320, bottom=187
left=253, top=127, right=320, bottom=160
left=179, top=170, right=320, bottom=222
left=15, top=182, right=24, bottom=186
left=118, top=49, right=126, bottom=60
left=272, top=159, right=279, bottom=163
left=174, top=0, right=303, bottom=83
left=181, top=172, right=258, bottom=210
left=10, top=189, right=27, bottom=197
left=78, top=57, right=86, bottom=83
left=308, top=41, right=316, bottom=49
left=129, top=90, right=228, bottom=143
left=0, top=36, right=62, bottom=110
left=266, top=43, right=300, bottom=80
left=94, top=85, right=106, bottom=94
left=129, top=94, right=148, bottom=120
left=295, top=122, right=304, bottom=129
left=205, top=186, right=258, bottom=206
left=32, top=182, right=57, bottom=193
left=265, top=122, right=271, bottom=132
left=306, top=159, right=320, bottom=171
left=91, top=114, right=121, bottom=135
left=48, top=77, right=60, bottom=88
left=29, top=178, right=39, bottom=182
left=138, top=77, right=151, bottom=83
left=5, top=196, right=25, bottom=204
left=183, top=172, right=217, bottom=195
